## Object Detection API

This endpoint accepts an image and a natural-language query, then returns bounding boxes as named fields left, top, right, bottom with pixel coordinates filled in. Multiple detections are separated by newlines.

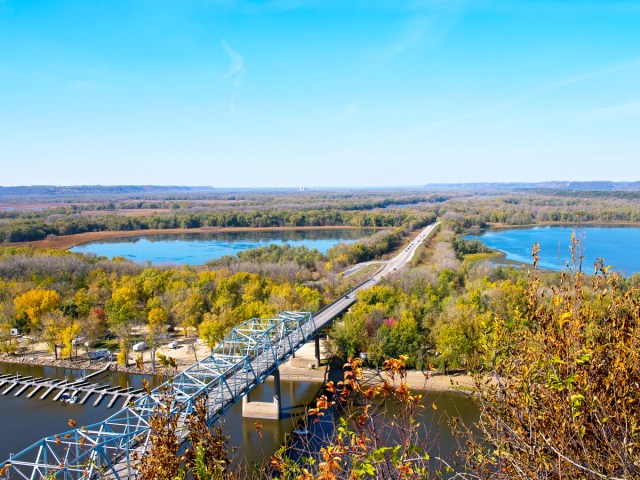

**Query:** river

left=0, top=362, right=477, bottom=469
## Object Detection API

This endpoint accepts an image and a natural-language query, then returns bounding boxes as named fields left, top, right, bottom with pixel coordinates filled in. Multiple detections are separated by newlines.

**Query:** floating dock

left=0, top=371, right=145, bottom=409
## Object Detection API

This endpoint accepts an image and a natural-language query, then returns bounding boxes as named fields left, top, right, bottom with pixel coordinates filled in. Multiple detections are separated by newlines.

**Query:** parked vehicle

left=88, top=348, right=109, bottom=360
left=132, top=342, right=147, bottom=352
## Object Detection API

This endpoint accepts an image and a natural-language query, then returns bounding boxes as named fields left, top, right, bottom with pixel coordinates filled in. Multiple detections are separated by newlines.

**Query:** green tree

left=106, top=286, right=138, bottom=363
left=172, top=291, right=206, bottom=337
left=40, top=311, right=65, bottom=360
left=198, top=313, right=228, bottom=352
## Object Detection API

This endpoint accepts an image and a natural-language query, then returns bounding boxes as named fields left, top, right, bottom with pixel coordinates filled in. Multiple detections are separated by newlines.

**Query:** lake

left=70, top=228, right=376, bottom=266
left=465, top=226, right=640, bottom=275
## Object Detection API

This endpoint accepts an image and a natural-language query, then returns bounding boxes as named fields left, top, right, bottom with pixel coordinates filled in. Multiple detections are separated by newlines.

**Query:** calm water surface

left=466, top=226, right=640, bottom=274
left=70, top=229, right=376, bottom=265
left=0, top=362, right=323, bottom=464
left=0, top=363, right=477, bottom=467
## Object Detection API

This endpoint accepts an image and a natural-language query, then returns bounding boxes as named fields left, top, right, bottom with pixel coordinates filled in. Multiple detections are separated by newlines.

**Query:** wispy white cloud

left=508, top=59, right=640, bottom=106
left=336, top=102, right=360, bottom=120
left=579, top=98, right=640, bottom=122
left=68, top=80, right=98, bottom=91
left=380, top=58, right=640, bottom=143
left=222, top=39, right=245, bottom=87
left=378, top=1, right=468, bottom=61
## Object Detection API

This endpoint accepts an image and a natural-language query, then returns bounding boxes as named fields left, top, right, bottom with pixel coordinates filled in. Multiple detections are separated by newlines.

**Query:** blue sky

left=1, top=1, right=639, bottom=187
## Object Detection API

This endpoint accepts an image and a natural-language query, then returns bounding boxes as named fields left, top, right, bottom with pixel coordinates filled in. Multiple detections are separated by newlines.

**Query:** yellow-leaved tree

left=14, top=289, right=60, bottom=331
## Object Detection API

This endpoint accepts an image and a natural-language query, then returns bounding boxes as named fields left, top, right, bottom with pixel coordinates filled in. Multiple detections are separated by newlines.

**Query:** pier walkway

left=0, top=365, right=144, bottom=410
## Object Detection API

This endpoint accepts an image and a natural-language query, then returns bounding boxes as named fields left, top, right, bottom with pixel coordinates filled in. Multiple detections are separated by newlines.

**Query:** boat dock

left=0, top=372, right=145, bottom=409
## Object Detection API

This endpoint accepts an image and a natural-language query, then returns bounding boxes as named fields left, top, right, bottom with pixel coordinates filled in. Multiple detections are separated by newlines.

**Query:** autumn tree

left=13, top=288, right=60, bottom=331
left=147, top=306, right=168, bottom=370
left=171, top=290, right=206, bottom=337
left=60, top=320, right=81, bottom=361
left=465, top=244, right=640, bottom=479
left=40, top=311, right=66, bottom=360
left=79, top=307, right=108, bottom=354
left=0, top=320, right=14, bottom=355
left=106, top=286, right=138, bottom=366
left=0, top=301, right=16, bottom=354
left=198, top=312, right=228, bottom=352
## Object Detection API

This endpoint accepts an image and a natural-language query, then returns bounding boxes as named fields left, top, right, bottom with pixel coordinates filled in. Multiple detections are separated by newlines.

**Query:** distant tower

left=299, top=186, right=306, bottom=191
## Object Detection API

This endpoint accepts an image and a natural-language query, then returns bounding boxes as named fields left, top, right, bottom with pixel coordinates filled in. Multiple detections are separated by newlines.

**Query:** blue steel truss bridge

left=0, top=222, right=437, bottom=479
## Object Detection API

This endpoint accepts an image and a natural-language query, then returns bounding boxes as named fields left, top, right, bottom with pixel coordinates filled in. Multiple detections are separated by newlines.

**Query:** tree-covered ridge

left=0, top=185, right=217, bottom=197
left=4, top=187, right=640, bottom=244
left=436, top=192, right=640, bottom=228
left=0, top=209, right=433, bottom=243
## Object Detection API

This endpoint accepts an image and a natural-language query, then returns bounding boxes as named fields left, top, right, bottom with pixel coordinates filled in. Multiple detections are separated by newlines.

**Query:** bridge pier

left=315, top=336, right=321, bottom=366
left=242, top=369, right=281, bottom=420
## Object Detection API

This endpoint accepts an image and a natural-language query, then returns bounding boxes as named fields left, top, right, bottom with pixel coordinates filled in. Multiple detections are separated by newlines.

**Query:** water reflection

left=0, top=362, right=479, bottom=470
left=70, top=228, right=378, bottom=265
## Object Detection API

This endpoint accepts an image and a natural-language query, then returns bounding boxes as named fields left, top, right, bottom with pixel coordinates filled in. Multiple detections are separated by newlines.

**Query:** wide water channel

left=70, top=228, right=377, bottom=265
left=466, top=226, right=640, bottom=275
left=0, top=362, right=477, bottom=469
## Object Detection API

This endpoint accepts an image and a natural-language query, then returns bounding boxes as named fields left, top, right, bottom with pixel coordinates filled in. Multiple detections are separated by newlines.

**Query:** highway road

left=314, top=221, right=438, bottom=330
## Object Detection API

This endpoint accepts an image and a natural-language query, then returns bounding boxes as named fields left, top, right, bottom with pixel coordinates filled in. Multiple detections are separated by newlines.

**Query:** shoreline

left=278, top=363, right=475, bottom=393
left=0, top=353, right=474, bottom=394
left=479, top=220, right=640, bottom=230
left=8, top=225, right=384, bottom=250
left=0, top=353, right=157, bottom=376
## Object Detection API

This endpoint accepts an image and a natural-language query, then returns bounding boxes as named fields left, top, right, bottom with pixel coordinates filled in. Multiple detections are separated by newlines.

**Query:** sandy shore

left=0, top=338, right=474, bottom=394
left=11, top=225, right=381, bottom=250
left=278, top=364, right=475, bottom=393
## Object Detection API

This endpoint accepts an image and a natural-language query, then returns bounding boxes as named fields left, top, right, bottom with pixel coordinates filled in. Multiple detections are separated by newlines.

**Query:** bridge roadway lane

left=313, top=221, right=438, bottom=331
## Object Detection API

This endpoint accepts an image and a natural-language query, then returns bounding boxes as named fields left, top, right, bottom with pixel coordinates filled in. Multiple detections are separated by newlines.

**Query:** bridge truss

left=1, top=311, right=315, bottom=480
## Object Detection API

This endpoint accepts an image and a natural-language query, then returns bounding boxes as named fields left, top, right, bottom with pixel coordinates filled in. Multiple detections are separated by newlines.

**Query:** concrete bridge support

left=315, top=336, right=321, bottom=366
left=242, top=369, right=281, bottom=420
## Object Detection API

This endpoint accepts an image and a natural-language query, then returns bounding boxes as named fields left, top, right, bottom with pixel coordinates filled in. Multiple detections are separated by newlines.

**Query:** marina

left=0, top=369, right=145, bottom=410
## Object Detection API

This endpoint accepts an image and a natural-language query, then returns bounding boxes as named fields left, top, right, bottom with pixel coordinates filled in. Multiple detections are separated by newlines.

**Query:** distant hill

left=424, top=181, right=640, bottom=191
left=0, top=185, right=216, bottom=197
